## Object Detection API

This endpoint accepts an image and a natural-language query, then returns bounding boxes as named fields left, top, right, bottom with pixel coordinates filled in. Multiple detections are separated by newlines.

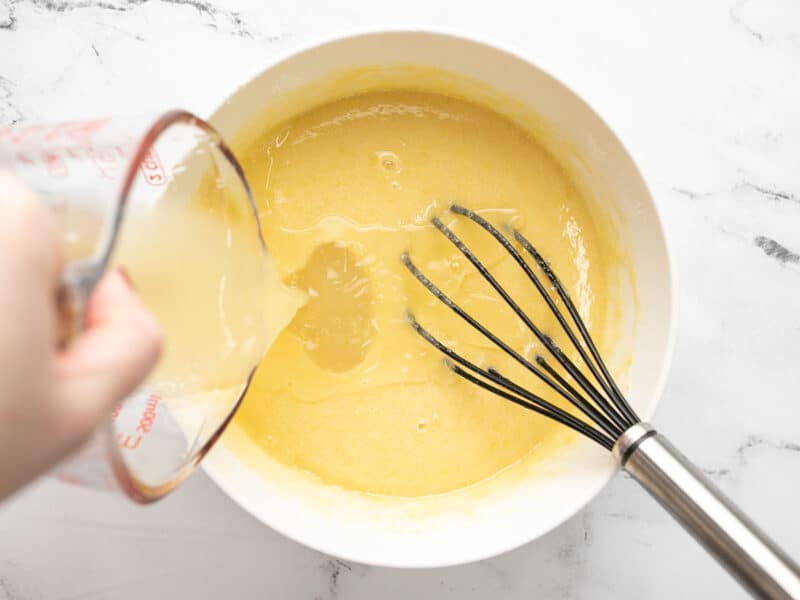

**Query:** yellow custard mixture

left=231, top=90, right=619, bottom=497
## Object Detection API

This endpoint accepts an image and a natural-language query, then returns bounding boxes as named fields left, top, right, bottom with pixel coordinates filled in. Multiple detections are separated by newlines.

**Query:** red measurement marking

left=0, top=119, right=111, bottom=145
left=15, top=152, right=34, bottom=165
left=65, top=147, right=83, bottom=160
left=88, top=146, right=120, bottom=180
left=139, top=148, right=166, bottom=186
left=115, top=394, right=159, bottom=451
left=51, top=118, right=111, bottom=143
left=136, top=394, right=159, bottom=434
left=58, top=473, right=86, bottom=486
left=117, top=433, right=142, bottom=450
left=43, top=151, right=67, bottom=177
left=0, top=124, right=49, bottom=145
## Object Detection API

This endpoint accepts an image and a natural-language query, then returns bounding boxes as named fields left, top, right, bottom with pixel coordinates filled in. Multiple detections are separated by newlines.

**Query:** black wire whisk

left=402, top=204, right=800, bottom=600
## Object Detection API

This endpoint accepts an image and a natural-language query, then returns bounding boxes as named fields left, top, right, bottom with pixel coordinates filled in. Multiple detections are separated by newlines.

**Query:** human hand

left=0, top=172, right=162, bottom=501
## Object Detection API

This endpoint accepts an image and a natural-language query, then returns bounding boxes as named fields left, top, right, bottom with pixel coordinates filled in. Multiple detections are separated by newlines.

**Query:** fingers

left=53, top=269, right=162, bottom=441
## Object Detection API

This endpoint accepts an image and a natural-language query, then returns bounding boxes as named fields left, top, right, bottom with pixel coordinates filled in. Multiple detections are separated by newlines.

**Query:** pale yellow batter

left=232, top=90, right=617, bottom=497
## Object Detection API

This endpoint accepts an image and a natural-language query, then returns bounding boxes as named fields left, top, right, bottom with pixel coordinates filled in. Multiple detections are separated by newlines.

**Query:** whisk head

left=402, top=204, right=640, bottom=451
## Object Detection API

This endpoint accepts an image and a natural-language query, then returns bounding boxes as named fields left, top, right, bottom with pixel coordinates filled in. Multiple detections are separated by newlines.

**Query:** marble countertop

left=2, top=1, right=800, bottom=598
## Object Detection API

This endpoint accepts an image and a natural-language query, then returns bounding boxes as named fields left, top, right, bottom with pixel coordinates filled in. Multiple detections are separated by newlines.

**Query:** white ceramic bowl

left=202, top=30, right=676, bottom=568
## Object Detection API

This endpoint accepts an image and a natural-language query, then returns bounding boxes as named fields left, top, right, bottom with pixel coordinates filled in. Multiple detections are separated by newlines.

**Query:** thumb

left=53, top=269, right=162, bottom=443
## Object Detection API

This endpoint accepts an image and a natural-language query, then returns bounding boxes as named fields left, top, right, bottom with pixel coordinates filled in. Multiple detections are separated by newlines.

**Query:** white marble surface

left=2, top=0, right=800, bottom=598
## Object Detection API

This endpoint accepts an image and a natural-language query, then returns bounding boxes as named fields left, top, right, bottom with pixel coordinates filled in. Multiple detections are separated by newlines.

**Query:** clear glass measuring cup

left=0, top=112, right=269, bottom=502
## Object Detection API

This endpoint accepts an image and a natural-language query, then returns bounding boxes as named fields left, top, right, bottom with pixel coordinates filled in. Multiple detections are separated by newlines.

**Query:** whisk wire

left=512, top=228, right=638, bottom=424
left=429, top=214, right=629, bottom=433
left=448, top=363, right=615, bottom=450
left=401, top=252, right=605, bottom=423
left=448, top=205, right=615, bottom=397
left=405, top=313, right=615, bottom=449
left=482, top=367, right=617, bottom=447
left=527, top=356, right=621, bottom=436
left=449, top=204, right=638, bottom=426
left=402, top=205, right=641, bottom=447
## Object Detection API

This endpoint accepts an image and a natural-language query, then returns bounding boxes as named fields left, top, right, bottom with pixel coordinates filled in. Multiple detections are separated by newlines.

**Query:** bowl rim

left=202, top=26, right=678, bottom=568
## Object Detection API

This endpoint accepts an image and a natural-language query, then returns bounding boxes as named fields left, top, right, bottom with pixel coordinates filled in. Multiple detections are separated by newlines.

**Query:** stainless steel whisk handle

left=56, top=260, right=103, bottom=346
left=616, top=423, right=800, bottom=599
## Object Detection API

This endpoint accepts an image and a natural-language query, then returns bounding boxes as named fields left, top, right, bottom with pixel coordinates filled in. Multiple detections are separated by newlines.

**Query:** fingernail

left=117, top=266, right=135, bottom=290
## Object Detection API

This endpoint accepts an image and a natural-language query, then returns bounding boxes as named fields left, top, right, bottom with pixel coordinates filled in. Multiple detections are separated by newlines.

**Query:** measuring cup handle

left=57, top=261, right=103, bottom=346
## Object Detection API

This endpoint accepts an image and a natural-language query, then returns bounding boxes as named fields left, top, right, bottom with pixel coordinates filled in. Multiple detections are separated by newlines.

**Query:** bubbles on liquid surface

left=376, top=151, right=402, bottom=174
